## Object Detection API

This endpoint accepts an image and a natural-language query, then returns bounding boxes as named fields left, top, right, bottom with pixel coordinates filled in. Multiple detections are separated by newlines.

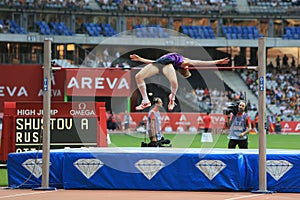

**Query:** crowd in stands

left=248, top=0, right=300, bottom=7
left=1, top=0, right=300, bottom=15
left=239, top=55, right=300, bottom=122
left=0, top=0, right=236, bottom=14
left=96, top=0, right=236, bottom=13
left=2, top=0, right=300, bottom=14
left=183, top=86, right=257, bottom=114
left=2, top=0, right=90, bottom=10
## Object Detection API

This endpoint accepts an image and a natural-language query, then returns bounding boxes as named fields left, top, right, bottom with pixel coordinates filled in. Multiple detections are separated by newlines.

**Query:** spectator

left=3, top=19, right=10, bottom=33
left=291, top=56, right=296, bottom=68
left=107, top=111, right=117, bottom=131
left=282, top=54, right=289, bottom=68
left=267, top=61, right=274, bottom=68
left=275, top=118, right=282, bottom=134
left=203, top=112, right=212, bottom=133
left=103, top=48, right=110, bottom=62
left=276, top=55, right=281, bottom=68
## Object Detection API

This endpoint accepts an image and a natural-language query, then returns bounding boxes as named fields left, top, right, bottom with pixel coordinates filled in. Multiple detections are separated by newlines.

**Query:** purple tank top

left=156, top=53, right=184, bottom=69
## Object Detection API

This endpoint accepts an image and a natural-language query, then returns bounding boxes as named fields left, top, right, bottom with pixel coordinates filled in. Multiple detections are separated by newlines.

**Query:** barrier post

left=34, top=38, right=56, bottom=190
left=252, top=37, right=273, bottom=194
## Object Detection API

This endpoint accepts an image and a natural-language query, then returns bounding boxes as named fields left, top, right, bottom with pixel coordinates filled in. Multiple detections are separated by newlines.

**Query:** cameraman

left=226, top=101, right=252, bottom=149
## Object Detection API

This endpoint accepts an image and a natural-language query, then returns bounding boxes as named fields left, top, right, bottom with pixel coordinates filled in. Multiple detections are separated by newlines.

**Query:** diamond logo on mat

left=135, top=159, right=165, bottom=180
left=196, top=160, right=226, bottom=180
left=73, top=159, right=104, bottom=179
left=266, top=160, right=293, bottom=181
left=22, top=159, right=51, bottom=178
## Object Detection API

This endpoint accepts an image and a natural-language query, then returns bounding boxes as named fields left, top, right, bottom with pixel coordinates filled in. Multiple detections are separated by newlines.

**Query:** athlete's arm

left=130, top=54, right=155, bottom=64
left=184, top=57, right=230, bottom=67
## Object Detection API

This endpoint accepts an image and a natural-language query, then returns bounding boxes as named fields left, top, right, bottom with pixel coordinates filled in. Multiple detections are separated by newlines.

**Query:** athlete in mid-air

left=130, top=52, right=230, bottom=111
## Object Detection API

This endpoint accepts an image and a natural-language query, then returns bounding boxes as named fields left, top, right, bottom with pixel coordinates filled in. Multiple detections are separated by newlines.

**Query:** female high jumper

left=130, top=52, right=230, bottom=111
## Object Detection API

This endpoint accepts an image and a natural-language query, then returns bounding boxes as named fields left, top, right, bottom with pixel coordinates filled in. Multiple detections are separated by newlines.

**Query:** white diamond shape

left=22, top=159, right=51, bottom=179
left=135, top=159, right=165, bottom=180
left=73, top=159, right=104, bottom=179
left=266, top=160, right=293, bottom=181
left=196, top=160, right=226, bottom=180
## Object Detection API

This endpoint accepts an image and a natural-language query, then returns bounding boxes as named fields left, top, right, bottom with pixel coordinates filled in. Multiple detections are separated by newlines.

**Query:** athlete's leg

left=135, top=64, right=159, bottom=110
left=162, top=64, right=178, bottom=111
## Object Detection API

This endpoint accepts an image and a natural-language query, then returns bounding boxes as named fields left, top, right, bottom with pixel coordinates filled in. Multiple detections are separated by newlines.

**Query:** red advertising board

left=0, top=65, right=65, bottom=112
left=280, top=122, right=300, bottom=133
left=65, top=68, right=131, bottom=97
left=118, top=112, right=226, bottom=132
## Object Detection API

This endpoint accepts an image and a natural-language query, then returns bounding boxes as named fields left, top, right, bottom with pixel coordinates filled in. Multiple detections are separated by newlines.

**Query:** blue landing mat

left=7, top=148, right=300, bottom=192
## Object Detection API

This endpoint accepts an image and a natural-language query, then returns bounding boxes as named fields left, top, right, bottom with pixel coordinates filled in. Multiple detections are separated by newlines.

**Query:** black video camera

left=141, top=137, right=172, bottom=147
left=223, top=101, right=239, bottom=115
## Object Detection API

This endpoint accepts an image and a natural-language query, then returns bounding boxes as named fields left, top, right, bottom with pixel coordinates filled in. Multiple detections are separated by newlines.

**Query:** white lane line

left=0, top=190, right=55, bottom=199
left=225, top=194, right=265, bottom=200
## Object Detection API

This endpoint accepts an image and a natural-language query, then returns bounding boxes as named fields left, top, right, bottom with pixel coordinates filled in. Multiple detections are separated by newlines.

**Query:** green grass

left=0, top=169, right=8, bottom=186
left=108, top=133, right=300, bottom=149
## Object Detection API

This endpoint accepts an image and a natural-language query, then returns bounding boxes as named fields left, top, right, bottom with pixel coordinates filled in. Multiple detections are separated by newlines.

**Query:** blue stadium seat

left=231, top=33, right=237, bottom=39
left=222, top=26, right=227, bottom=35
left=293, top=34, right=299, bottom=40
left=282, top=34, right=289, bottom=40
left=283, top=27, right=300, bottom=40
left=232, top=25, right=238, bottom=34
left=296, top=27, right=300, bottom=34
left=222, top=25, right=261, bottom=40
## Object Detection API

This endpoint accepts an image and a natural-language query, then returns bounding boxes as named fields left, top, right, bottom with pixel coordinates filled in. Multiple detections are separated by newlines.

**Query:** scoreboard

left=15, top=117, right=98, bottom=152
left=0, top=101, right=107, bottom=160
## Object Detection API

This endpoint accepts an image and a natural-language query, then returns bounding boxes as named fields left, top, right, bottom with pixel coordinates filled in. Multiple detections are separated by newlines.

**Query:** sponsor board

left=65, top=68, right=131, bottom=97
left=280, top=122, right=300, bottom=133
left=118, top=113, right=226, bottom=132
left=0, top=65, right=65, bottom=112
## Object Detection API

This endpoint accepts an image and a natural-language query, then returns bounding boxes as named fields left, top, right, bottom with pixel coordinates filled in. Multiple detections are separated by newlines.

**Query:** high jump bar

left=187, top=66, right=257, bottom=70
left=131, top=66, right=257, bottom=70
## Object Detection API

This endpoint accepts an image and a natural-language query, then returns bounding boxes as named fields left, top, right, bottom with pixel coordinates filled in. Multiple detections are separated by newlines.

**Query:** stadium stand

left=248, top=0, right=295, bottom=14
left=0, top=19, right=27, bottom=34
left=133, top=25, right=170, bottom=38
left=36, top=21, right=51, bottom=35
left=282, top=26, right=300, bottom=40
left=22, top=0, right=91, bottom=10
left=179, top=25, right=216, bottom=39
left=222, top=25, right=263, bottom=40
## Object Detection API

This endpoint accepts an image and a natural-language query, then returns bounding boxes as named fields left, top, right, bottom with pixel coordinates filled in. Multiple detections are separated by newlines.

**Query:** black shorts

left=153, top=57, right=176, bottom=73
left=155, top=57, right=174, bottom=66
left=228, top=139, right=248, bottom=149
